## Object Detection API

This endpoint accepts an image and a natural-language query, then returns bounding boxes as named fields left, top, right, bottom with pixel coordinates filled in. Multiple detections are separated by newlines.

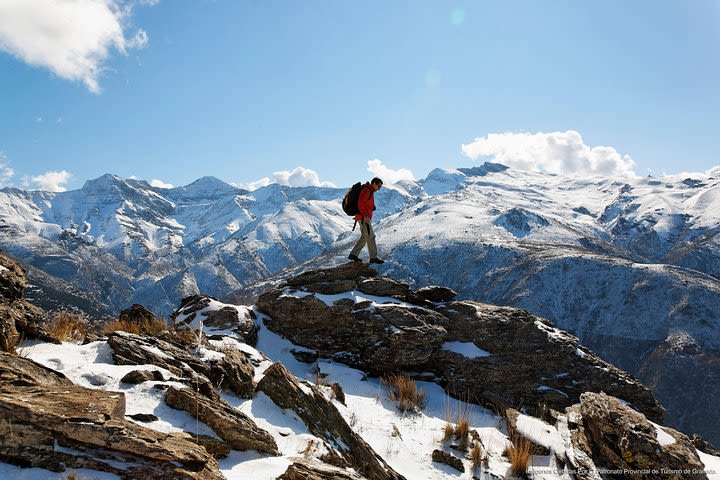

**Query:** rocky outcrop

left=119, top=303, right=160, bottom=325
left=431, top=449, right=464, bottom=472
left=173, top=294, right=259, bottom=346
left=0, top=353, right=222, bottom=479
left=108, top=331, right=255, bottom=397
left=257, top=362, right=405, bottom=480
left=0, top=250, right=56, bottom=353
left=165, top=385, right=279, bottom=455
left=278, top=458, right=368, bottom=479
left=257, top=263, right=665, bottom=421
left=572, top=392, right=707, bottom=480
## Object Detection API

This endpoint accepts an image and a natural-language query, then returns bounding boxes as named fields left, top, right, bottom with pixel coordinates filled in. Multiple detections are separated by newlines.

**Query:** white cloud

left=367, top=159, right=415, bottom=184
left=0, top=0, right=157, bottom=93
left=0, top=154, right=14, bottom=187
left=708, top=166, right=720, bottom=177
left=272, top=167, right=335, bottom=188
left=30, top=170, right=71, bottom=192
left=461, top=130, right=637, bottom=177
left=150, top=178, right=173, bottom=189
left=241, top=177, right=272, bottom=191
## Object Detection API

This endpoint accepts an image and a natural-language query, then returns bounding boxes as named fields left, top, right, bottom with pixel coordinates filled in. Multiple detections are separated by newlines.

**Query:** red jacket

left=355, top=182, right=375, bottom=221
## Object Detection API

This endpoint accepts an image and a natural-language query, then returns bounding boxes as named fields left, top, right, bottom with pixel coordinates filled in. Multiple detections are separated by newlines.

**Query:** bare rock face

left=577, top=392, right=707, bottom=480
left=278, top=458, right=369, bottom=479
left=108, top=331, right=254, bottom=397
left=257, top=263, right=665, bottom=422
left=165, top=385, right=279, bottom=455
left=0, top=354, right=222, bottom=480
left=119, top=303, right=160, bottom=325
left=173, top=294, right=259, bottom=346
left=257, top=362, right=405, bottom=480
left=0, top=250, right=55, bottom=352
left=431, top=449, right=465, bottom=473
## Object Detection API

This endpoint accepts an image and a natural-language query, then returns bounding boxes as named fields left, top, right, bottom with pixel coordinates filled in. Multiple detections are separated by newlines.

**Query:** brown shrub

left=46, top=311, right=87, bottom=342
left=505, top=433, right=532, bottom=478
left=382, top=374, right=426, bottom=412
left=469, top=442, right=486, bottom=470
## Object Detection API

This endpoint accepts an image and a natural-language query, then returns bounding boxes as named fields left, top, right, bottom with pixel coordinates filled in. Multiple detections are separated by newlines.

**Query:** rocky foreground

left=1, top=252, right=719, bottom=479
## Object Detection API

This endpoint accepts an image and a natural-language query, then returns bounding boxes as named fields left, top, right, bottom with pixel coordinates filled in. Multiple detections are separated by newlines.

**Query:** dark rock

left=356, top=277, right=409, bottom=297
left=691, top=434, right=720, bottom=456
left=290, top=348, right=319, bottom=364
left=189, top=435, right=232, bottom=459
left=578, top=392, right=707, bottom=480
left=331, top=383, right=345, bottom=405
left=278, top=458, right=367, bottom=479
left=303, top=279, right=357, bottom=295
left=119, top=304, right=159, bottom=325
left=120, top=369, right=165, bottom=384
left=172, top=295, right=259, bottom=346
left=0, top=354, right=223, bottom=479
left=128, top=413, right=159, bottom=422
left=431, top=449, right=465, bottom=473
left=108, top=331, right=254, bottom=398
left=415, top=286, right=457, bottom=302
left=165, top=385, right=279, bottom=455
left=286, top=262, right=377, bottom=287
left=257, top=362, right=405, bottom=480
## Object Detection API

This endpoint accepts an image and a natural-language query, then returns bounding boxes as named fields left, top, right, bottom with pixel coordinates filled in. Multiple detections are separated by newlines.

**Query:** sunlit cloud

left=367, top=159, right=415, bottom=184
left=29, top=170, right=71, bottom=192
left=150, top=178, right=173, bottom=189
left=0, top=153, right=14, bottom=188
left=462, top=130, right=637, bottom=177
left=0, top=0, right=158, bottom=93
left=272, top=167, right=335, bottom=188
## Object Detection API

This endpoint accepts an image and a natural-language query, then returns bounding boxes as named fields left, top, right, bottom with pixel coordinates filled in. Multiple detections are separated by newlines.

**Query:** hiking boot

left=348, top=254, right=361, bottom=262
left=369, top=258, right=385, bottom=264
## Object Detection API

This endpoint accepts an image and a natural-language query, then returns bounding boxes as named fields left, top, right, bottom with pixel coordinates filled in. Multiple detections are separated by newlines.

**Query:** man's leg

left=350, top=222, right=369, bottom=257
left=366, top=222, right=378, bottom=259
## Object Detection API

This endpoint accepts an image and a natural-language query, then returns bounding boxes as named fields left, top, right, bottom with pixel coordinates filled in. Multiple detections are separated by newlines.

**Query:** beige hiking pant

left=350, top=221, right=378, bottom=259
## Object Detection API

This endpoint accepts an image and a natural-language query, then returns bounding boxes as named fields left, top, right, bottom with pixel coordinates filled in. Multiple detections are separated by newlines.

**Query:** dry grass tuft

left=442, top=422, right=455, bottom=441
left=505, top=433, right=533, bottom=478
left=469, top=442, right=487, bottom=470
left=102, top=317, right=168, bottom=336
left=382, top=374, right=427, bottom=412
left=46, top=311, right=88, bottom=342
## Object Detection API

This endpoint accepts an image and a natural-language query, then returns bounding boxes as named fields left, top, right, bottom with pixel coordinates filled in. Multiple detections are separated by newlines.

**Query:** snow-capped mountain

left=2, top=164, right=720, bottom=445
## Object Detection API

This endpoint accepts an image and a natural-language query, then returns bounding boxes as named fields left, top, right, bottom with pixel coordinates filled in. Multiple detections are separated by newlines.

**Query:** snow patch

left=441, top=341, right=491, bottom=358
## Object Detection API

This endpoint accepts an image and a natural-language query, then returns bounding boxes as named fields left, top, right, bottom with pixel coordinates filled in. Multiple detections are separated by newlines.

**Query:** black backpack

left=342, top=182, right=374, bottom=216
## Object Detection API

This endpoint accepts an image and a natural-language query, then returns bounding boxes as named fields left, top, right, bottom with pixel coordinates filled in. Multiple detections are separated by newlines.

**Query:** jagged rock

left=258, top=287, right=446, bottom=374
left=108, top=331, right=254, bottom=397
left=257, top=362, right=405, bottom=480
left=356, top=277, right=409, bottom=297
left=172, top=294, right=259, bottom=346
left=285, top=262, right=377, bottom=287
left=331, top=383, right=345, bottom=405
left=0, top=355, right=222, bottom=479
left=504, top=407, right=551, bottom=456
left=429, top=301, right=665, bottom=421
left=278, top=458, right=368, bottom=479
left=0, top=350, right=72, bottom=387
left=692, top=434, right=720, bottom=456
left=303, top=279, right=358, bottom=295
left=128, top=413, right=159, bottom=422
left=119, top=304, right=159, bottom=325
left=577, top=392, right=707, bottom=480
left=415, top=286, right=456, bottom=302
left=165, top=385, right=279, bottom=455
left=0, top=251, right=55, bottom=352
left=431, top=449, right=465, bottom=473
left=258, top=264, right=665, bottom=421
left=120, top=369, right=165, bottom=384
left=189, top=435, right=232, bottom=459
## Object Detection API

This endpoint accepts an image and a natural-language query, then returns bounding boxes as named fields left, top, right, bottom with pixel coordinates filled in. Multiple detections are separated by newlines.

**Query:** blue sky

left=0, top=0, right=718, bottom=191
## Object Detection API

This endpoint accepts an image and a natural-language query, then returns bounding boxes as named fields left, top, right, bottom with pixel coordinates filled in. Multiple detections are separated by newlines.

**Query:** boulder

left=257, top=363, right=405, bottom=480
left=356, top=277, right=409, bottom=297
left=431, top=449, right=464, bottom=473
left=303, top=279, right=357, bottom=295
left=0, top=355, right=222, bottom=479
left=278, top=458, right=369, bottom=479
left=119, top=304, right=159, bottom=325
left=108, top=331, right=254, bottom=398
left=120, top=369, right=165, bottom=384
left=415, top=286, right=457, bottom=302
left=165, top=386, right=279, bottom=455
left=577, top=392, right=707, bottom=480
left=285, top=262, right=377, bottom=287
left=172, top=295, right=259, bottom=346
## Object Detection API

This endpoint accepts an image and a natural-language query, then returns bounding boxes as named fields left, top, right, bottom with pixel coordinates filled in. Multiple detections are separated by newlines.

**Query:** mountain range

left=1, top=163, right=719, bottom=445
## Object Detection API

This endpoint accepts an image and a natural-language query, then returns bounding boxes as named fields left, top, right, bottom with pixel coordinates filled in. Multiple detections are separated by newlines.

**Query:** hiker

left=348, top=177, right=384, bottom=264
